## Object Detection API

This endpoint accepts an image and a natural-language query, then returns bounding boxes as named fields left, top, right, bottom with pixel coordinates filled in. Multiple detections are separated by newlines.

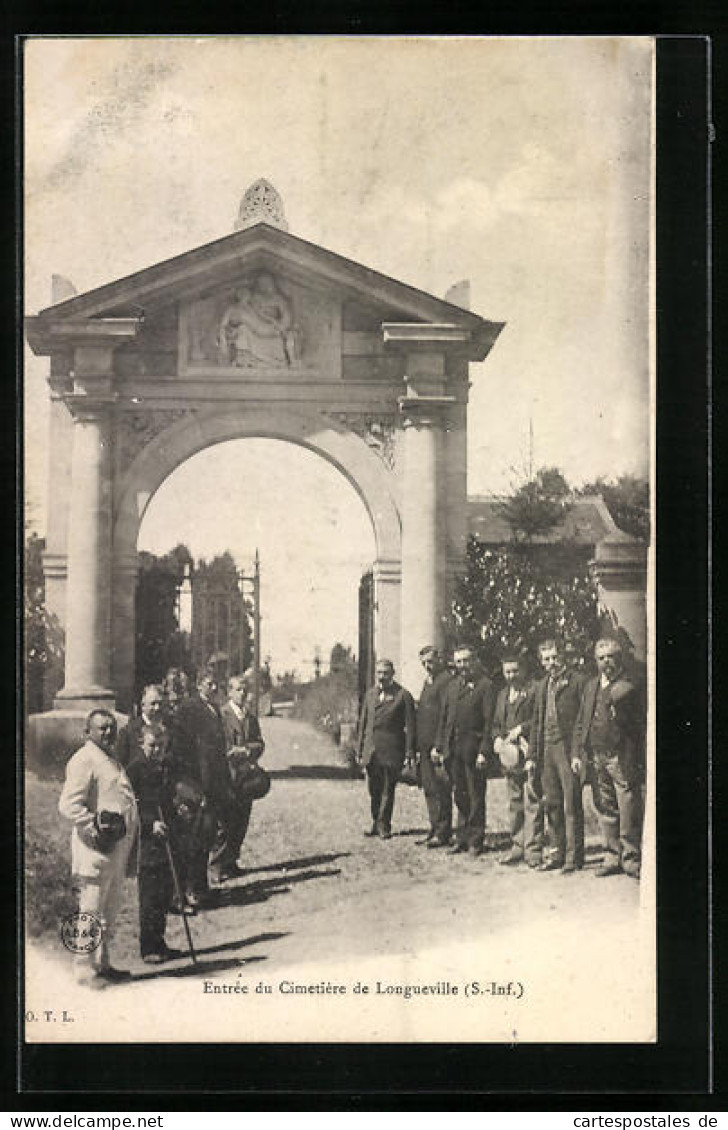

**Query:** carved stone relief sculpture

left=185, top=270, right=302, bottom=369
left=326, top=412, right=398, bottom=470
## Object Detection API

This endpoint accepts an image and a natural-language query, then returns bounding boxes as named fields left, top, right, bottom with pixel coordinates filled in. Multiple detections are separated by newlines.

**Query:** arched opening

left=135, top=437, right=375, bottom=700
left=110, top=405, right=402, bottom=711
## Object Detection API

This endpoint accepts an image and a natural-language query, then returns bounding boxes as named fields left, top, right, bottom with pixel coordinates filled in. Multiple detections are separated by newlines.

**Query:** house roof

left=32, top=222, right=504, bottom=361
left=467, top=495, right=620, bottom=546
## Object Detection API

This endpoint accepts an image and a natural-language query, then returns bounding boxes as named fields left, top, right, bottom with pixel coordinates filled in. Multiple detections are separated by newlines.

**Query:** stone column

left=590, top=531, right=649, bottom=662
left=372, top=558, right=402, bottom=674
left=111, top=550, right=140, bottom=714
left=398, top=395, right=452, bottom=694
left=55, top=398, right=116, bottom=710
left=443, top=397, right=469, bottom=606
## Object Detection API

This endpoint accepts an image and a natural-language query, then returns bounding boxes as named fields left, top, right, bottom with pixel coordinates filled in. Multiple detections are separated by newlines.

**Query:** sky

left=24, top=36, right=654, bottom=675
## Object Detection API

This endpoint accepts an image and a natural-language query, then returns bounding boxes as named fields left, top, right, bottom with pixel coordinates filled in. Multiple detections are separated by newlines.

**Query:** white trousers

left=73, top=836, right=134, bottom=977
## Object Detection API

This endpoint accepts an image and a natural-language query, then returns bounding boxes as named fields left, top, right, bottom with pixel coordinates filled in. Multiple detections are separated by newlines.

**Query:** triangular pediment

left=35, top=223, right=497, bottom=338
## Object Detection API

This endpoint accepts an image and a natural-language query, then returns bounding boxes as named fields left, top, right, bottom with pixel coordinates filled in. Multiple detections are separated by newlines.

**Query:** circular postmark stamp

left=59, top=912, right=102, bottom=954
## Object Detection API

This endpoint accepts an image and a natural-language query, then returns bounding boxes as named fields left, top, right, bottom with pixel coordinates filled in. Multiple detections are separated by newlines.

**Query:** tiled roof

left=467, top=494, right=619, bottom=546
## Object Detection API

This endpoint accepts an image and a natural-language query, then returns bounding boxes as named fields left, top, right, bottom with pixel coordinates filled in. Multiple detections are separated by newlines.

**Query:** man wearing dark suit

left=572, top=638, right=645, bottom=878
left=436, top=646, right=496, bottom=858
left=415, top=646, right=453, bottom=848
left=215, top=673, right=267, bottom=879
left=114, top=684, right=167, bottom=768
left=531, top=639, right=587, bottom=873
left=356, top=659, right=416, bottom=839
left=171, top=670, right=233, bottom=902
left=491, top=655, right=543, bottom=868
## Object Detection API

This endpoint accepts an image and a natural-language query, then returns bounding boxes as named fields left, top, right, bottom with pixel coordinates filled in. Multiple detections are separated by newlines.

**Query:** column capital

left=398, top=394, right=456, bottom=429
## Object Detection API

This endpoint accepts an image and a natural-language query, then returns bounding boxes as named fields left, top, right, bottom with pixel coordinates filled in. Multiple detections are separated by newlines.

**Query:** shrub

left=25, top=773, right=76, bottom=938
left=446, top=537, right=601, bottom=682
left=291, top=670, right=359, bottom=740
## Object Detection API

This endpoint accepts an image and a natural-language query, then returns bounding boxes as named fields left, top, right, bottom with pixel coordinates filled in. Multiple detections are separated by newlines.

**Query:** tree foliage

left=496, top=466, right=572, bottom=542
left=447, top=537, right=601, bottom=681
left=135, top=548, right=192, bottom=695
left=25, top=533, right=64, bottom=712
left=329, top=642, right=356, bottom=675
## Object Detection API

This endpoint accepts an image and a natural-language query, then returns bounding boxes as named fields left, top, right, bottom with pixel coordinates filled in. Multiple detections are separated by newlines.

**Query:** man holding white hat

left=492, top=655, right=543, bottom=868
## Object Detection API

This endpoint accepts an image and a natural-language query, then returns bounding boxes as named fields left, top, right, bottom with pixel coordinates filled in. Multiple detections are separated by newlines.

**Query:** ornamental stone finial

left=234, top=179, right=289, bottom=232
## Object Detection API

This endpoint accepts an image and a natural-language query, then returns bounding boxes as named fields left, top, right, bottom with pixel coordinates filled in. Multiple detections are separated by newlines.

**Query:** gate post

left=590, top=531, right=649, bottom=662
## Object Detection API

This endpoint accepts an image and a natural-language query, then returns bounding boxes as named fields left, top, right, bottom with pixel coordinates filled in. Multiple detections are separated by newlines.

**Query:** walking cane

left=157, top=805, right=198, bottom=966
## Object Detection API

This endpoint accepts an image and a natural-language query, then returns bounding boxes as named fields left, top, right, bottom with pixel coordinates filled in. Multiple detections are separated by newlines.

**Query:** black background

left=5, top=22, right=717, bottom=1106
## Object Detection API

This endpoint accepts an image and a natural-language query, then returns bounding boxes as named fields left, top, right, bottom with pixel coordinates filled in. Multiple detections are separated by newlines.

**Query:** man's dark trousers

left=542, top=740, right=584, bottom=867
left=449, top=758, right=487, bottom=849
left=504, top=767, right=544, bottom=864
left=590, top=753, right=642, bottom=868
left=138, top=861, right=172, bottom=957
left=367, top=753, right=398, bottom=833
left=209, top=799, right=252, bottom=874
left=419, top=753, right=452, bottom=840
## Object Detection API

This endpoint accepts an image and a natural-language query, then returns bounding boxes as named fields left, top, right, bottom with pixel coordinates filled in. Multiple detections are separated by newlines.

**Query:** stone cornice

left=382, top=323, right=472, bottom=351
left=25, top=316, right=142, bottom=358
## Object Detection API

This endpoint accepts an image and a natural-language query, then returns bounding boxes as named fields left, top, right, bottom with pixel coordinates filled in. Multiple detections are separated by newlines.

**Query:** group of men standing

left=356, top=637, right=645, bottom=878
left=58, top=668, right=267, bottom=985
left=57, top=635, right=645, bottom=987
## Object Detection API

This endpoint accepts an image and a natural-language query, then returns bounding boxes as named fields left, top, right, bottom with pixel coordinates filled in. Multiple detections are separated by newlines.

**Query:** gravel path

left=26, top=715, right=654, bottom=1043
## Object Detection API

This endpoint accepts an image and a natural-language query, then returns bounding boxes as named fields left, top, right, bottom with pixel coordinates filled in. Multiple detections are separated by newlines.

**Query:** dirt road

left=26, top=714, right=654, bottom=1043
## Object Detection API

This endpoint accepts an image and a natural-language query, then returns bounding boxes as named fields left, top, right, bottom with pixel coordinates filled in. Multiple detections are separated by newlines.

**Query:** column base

left=54, top=685, right=116, bottom=713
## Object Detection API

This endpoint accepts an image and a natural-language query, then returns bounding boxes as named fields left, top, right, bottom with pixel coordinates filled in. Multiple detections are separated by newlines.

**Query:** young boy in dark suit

left=126, top=724, right=183, bottom=964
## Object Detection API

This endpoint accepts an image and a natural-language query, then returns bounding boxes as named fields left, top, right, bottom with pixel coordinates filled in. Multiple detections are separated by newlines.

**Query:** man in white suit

left=59, top=710, right=139, bottom=987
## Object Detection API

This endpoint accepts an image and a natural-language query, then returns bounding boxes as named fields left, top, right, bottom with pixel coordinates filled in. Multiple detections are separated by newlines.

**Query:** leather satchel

left=231, top=760, right=271, bottom=802
left=93, top=810, right=127, bottom=852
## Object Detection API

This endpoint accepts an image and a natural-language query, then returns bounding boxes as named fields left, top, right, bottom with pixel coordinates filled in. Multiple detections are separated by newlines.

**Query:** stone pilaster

left=590, top=532, right=649, bottom=661
left=371, top=558, right=402, bottom=675
left=54, top=396, right=116, bottom=710
left=111, top=550, right=140, bottom=714
left=398, top=392, right=454, bottom=695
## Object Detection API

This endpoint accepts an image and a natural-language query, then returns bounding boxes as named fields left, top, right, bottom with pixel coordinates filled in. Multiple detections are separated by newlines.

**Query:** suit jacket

left=437, top=674, right=496, bottom=765
left=172, top=695, right=232, bottom=811
left=126, top=751, right=175, bottom=868
left=220, top=702, right=265, bottom=756
left=416, top=669, right=453, bottom=753
left=530, top=668, right=586, bottom=766
left=357, top=681, right=416, bottom=769
left=572, top=673, right=645, bottom=775
left=491, top=683, right=534, bottom=746
left=58, top=740, right=139, bottom=880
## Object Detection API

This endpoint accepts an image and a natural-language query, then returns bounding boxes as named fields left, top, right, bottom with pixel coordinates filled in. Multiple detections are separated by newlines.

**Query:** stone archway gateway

left=26, top=181, right=504, bottom=720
